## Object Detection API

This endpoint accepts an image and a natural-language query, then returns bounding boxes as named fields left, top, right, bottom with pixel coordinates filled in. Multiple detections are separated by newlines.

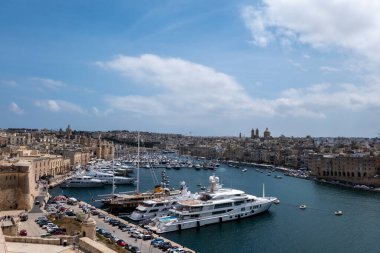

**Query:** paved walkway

left=6, top=242, right=76, bottom=253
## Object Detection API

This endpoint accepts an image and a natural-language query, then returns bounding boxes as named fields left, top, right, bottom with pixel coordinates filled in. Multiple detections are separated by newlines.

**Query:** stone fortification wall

left=0, top=225, right=8, bottom=253
left=0, top=164, right=35, bottom=210
left=5, top=236, right=60, bottom=245
left=79, top=237, right=117, bottom=253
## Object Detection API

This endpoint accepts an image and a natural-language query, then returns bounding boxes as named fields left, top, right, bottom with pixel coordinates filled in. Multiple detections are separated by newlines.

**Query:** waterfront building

left=94, top=137, right=114, bottom=160
left=59, top=149, right=90, bottom=167
left=308, top=153, right=380, bottom=187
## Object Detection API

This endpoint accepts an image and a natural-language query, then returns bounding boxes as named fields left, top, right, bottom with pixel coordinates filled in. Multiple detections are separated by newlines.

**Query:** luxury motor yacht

left=129, top=182, right=198, bottom=221
left=85, top=170, right=135, bottom=185
left=148, top=175, right=277, bottom=233
left=60, top=175, right=104, bottom=188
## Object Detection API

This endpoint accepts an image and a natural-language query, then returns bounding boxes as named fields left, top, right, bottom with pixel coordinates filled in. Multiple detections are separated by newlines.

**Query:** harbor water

left=50, top=165, right=380, bottom=253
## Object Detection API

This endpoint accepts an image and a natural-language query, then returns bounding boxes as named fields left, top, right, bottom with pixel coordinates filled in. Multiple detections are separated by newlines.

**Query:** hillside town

left=0, top=126, right=380, bottom=252
left=1, top=125, right=380, bottom=209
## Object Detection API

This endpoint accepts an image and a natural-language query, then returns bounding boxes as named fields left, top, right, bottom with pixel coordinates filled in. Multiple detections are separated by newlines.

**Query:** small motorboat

left=273, top=199, right=280, bottom=204
left=299, top=204, right=307, bottom=209
left=242, top=168, right=247, bottom=172
left=274, top=175, right=283, bottom=179
left=200, top=186, right=206, bottom=190
left=335, top=210, right=343, bottom=216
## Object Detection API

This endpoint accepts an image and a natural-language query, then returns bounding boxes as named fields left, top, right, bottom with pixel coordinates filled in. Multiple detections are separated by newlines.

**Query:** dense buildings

left=0, top=126, right=379, bottom=212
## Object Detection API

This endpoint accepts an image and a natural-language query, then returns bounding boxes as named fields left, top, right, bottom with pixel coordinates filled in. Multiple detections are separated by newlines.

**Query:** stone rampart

left=78, top=237, right=117, bottom=253
left=4, top=236, right=60, bottom=245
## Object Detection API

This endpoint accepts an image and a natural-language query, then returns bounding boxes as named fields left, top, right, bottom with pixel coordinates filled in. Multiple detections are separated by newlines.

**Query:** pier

left=72, top=200, right=195, bottom=253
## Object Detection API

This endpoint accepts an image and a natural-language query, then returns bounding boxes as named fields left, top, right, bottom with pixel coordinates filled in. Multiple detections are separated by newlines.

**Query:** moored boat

left=299, top=204, right=307, bottom=209
left=60, top=175, right=104, bottom=188
left=129, top=182, right=198, bottom=221
left=147, top=175, right=277, bottom=233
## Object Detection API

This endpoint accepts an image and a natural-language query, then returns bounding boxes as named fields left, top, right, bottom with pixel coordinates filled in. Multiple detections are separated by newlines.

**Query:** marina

left=50, top=161, right=380, bottom=253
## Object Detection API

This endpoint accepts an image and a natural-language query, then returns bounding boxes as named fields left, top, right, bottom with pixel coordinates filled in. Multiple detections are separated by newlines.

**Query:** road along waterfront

left=51, top=164, right=380, bottom=253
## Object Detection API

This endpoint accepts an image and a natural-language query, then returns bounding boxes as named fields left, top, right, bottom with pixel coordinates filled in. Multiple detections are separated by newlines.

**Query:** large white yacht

left=129, top=182, right=198, bottom=221
left=148, top=175, right=277, bottom=233
left=86, top=170, right=135, bottom=185
left=60, top=176, right=104, bottom=188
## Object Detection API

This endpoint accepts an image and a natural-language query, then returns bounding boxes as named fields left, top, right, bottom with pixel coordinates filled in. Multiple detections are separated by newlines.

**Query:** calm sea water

left=50, top=165, right=380, bottom=253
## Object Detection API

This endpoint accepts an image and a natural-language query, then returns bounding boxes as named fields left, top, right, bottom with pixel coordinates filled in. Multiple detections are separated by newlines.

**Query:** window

left=214, top=203, right=233, bottom=209
left=212, top=210, right=226, bottom=215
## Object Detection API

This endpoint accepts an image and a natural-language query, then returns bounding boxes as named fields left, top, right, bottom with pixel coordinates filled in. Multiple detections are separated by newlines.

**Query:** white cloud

left=241, top=0, right=380, bottom=61
left=273, top=81, right=380, bottom=117
left=97, top=54, right=269, bottom=119
left=241, top=5, right=273, bottom=47
left=32, top=77, right=65, bottom=90
left=34, top=99, right=85, bottom=114
left=1, top=80, right=18, bottom=87
left=92, top=107, right=113, bottom=117
left=97, top=54, right=380, bottom=122
left=320, top=66, right=339, bottom=73
left=9, top=102, right=24, bottom=114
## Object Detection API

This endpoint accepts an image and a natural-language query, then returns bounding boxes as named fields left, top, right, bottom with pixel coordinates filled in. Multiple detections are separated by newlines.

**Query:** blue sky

left=1, top=0, right=380, bottom=137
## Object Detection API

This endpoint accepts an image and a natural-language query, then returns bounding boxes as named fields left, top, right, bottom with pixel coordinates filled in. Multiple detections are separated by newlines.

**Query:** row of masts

left=112, top=132, right=140, bottom=197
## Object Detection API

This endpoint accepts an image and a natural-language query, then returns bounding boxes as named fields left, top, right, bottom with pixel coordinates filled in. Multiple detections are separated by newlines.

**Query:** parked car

left=20, top=213, right=28, bottom=221
left=35, top=216, right=47, bottom=222
left=142, top=234, right=153, bottom=240
left=130, top=231, right=143, bottom=239
left=116, top=239, right=126, bottom=246
left=103, top=232, right=112, bottom=238
left=159, top=242, right=172, bottom=250
left=19, top=229, right=27, bottom=236
left=97, top=228, right=106, bottom=235
left=110, top=220, right=121, bottom=226
left=37, top=220, right=49, bottom=227
left=130, top=246, right=141, bottom=253
left=151, top=238, right=164, bottom=246
left=110, top=236, right=120, bottom=242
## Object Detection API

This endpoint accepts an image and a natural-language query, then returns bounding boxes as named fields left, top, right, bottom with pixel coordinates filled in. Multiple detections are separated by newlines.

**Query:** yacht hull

left=151, top=201, right=273, bottom=233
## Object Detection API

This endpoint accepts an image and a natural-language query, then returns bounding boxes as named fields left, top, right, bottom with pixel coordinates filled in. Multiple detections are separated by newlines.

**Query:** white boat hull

left=151, top=201, right=273, bottom=233
left=60, top=182, right=104, bottom=188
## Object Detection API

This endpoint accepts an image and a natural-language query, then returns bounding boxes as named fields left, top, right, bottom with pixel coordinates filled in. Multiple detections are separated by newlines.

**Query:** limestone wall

left=0, top=164, right=35, bottom=210
left=79, top=237, right=117, bottom=253
left=5, top=236, right=60, bottom=245
left=0, top=224, right=8, bottom=253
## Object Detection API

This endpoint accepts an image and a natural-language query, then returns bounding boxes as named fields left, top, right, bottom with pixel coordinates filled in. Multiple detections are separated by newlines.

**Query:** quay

left=73, top=200, right=195, bottom=253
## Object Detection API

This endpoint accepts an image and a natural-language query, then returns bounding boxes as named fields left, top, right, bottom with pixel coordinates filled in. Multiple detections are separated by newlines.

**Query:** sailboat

left=100, top=132, right=183, bottom=214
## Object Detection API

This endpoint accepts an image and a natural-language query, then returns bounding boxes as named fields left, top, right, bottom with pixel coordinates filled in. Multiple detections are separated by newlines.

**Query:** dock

left=73, top=201, right=195, bottom=253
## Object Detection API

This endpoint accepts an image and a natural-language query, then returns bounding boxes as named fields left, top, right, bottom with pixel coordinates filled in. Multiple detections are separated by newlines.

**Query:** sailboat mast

left=112, top=146, right=115, bottom=196
left=137, top=132, right=140, bottom=193
left=262, top=183, right=265, bottom=198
